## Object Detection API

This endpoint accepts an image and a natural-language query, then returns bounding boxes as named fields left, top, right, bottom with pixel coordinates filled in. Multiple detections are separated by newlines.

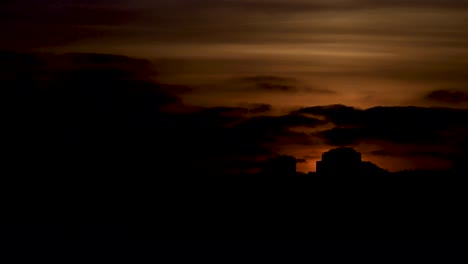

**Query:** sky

left=2, top=0, right=468, bottom=172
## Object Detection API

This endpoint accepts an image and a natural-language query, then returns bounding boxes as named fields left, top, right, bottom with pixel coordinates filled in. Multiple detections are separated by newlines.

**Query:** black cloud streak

left=425, top=89, right=468, bottom=104
left=170, top=0, right=468, bottom=13
left=294, top=104, right=468, bottom=162
left=0, top=2, right=135, bottom=50
left=371, top=150, right=450, bottom=158
left=240, top=75, right=334, bottom=93
left=248, top=103, right=272, bottom=113
left=240, top=75, right=298, bottom=92
left=232, top=114, right=325, bottom=146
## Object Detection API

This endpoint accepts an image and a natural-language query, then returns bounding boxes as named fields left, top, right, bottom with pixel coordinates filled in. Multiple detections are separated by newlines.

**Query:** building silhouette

left=316, top=147, right=387, bottom=177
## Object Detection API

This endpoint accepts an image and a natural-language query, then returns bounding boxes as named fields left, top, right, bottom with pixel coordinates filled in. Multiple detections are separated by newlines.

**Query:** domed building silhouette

left=316, top=147, right=388, bottom=177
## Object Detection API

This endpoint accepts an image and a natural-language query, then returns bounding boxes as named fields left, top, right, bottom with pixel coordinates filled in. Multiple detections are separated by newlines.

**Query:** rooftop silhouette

left=316, top=147, right=388, bottom=177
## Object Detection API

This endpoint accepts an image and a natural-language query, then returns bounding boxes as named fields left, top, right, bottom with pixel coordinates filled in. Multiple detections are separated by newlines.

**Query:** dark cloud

left=317, top=127, right=362, bottom=146
left=296, top=105, right=468, bottom=129
left=62, top=52, right=152, bottom=68
left=3, top=50, right=468, bottom=174
left=1, top=51, right=328, bottom=175
left=257, top=83, right=294, bottom=92
left=240, top=75, right=298, bottom=92
left=248, top=104, right=272, bottom=114
left=235, top=115, right=325, bottom=133
left=296, top=105, right=468, bottom=149
left=293, top=105, right=362, bottom=125
left=200, top=106, right=250, bottom=117
left=303, top=87, right=336, bottom=94
left=1, top=52, right=186, bottom=176
left=0, top=51, right=156, bottom=82
left=239, top=75, right=334, bottom=93
left=425, top=89, right=468, bottom=104
left=371, top=150, right=450, bottom=159
left=3, top=0, right=468, bottom=50
left=0, top=1, right=136, bottom=50
left=232, top=114, right=325, bottom=147
left=171, top=0, right=468, bottom=13
left=241, top=76, right=296, bottom=84
left=170, top=110, right=324, bottom=172
left=240, top=121, right=315, bottom=149
left=233, top=103, right=273, bottom=114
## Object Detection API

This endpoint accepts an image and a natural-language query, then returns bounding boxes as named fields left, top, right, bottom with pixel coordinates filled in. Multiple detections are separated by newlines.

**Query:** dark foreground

left=4, top=173, right=468, bottom=241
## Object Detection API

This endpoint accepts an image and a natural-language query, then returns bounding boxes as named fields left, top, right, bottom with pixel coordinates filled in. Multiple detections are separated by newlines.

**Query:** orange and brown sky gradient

left=2, top=0, right=468, bottom=172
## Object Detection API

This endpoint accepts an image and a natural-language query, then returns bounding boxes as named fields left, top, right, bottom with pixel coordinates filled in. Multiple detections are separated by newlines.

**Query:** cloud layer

left=3, top=1, right=468, bottom=109
left=3, top=51, right=467, bottom=173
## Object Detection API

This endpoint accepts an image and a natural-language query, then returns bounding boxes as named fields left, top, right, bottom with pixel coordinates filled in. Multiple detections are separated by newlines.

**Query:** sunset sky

left=2, top=0, right=468, bottom=172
